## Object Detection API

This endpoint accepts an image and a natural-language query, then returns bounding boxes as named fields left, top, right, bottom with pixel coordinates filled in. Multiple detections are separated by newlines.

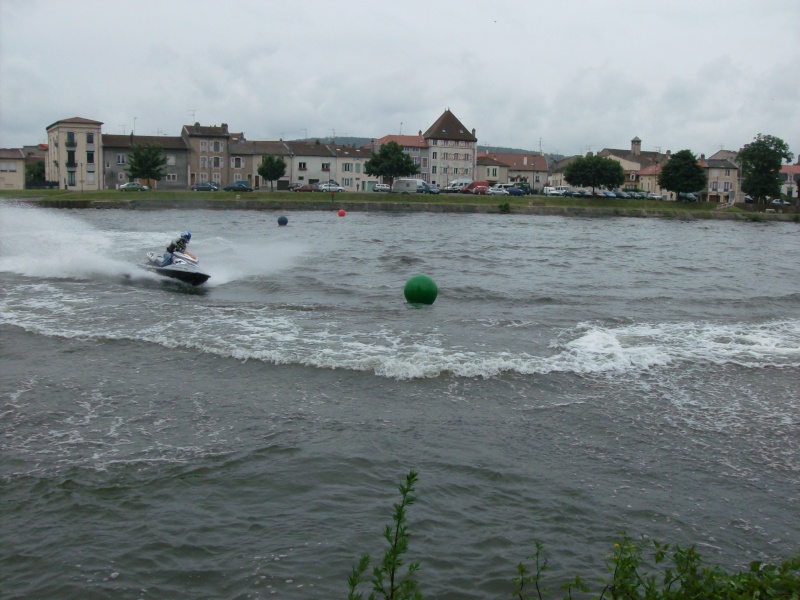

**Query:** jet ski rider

left=159, top=231, right=191, bottom=266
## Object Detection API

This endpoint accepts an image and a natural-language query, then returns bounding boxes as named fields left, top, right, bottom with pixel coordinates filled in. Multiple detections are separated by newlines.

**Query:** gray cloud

left=2, top=0, right=798, bottom=157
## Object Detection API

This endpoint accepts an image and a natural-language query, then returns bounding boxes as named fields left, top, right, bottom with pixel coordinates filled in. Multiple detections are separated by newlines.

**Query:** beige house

left=637, top=162, right=665, bottom=198
left=423, top=110, right=477, bottom=187
left=481, top=151, right=548, bottom=189
left=45, top=117, right=104, bottom=190
left=330, top=144, right=375, bottom=191
left=700, top=157, right=740, bottom=202
left=0, top=148, right=26, bottom=190
left=476, top=154, right=508, bottom=184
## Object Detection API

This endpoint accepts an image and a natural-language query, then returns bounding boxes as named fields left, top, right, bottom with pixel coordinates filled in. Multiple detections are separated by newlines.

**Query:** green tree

left=658, top=149, right=707, bottom=202
left=563, top=155, right=624, bottom=195
left=126, top=143, right=167, bottom=187
left=364, top=141, right=420, bottom=186
left=738, top=133, right=793, bottom=204
left=257, top=155, right=287, bottom=191
left=25, top=160, right=45, bottom=183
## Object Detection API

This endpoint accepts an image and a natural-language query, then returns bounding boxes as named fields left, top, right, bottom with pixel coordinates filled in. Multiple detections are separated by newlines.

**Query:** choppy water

left=1, top=202, right=798, bottom=599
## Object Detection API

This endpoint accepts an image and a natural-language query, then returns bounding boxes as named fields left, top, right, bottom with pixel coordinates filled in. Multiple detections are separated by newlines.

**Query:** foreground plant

left=350, top=472, right=800, bottom=599
left=347, top=470, right=422, bottom=600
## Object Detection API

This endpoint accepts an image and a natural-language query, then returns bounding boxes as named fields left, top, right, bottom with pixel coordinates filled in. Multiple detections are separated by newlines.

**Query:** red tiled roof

left=46, top=116, right=104, bottom=130
left=229, top=140, right=291, bottom=155
left=103, top=134, right=188, bottom=150
left=181, top=123, right=231, bottom=137
left=0, top=148, right=25, bottom=159
left=423, top=109, right=476, bottom=142
left=370, top=135, right=428, bottom=149
left=483, top=152, right=547, bottom=171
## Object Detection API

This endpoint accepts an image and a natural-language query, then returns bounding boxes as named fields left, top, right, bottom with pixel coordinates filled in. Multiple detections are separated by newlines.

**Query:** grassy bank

left=3, top=189, right=797, bottom=221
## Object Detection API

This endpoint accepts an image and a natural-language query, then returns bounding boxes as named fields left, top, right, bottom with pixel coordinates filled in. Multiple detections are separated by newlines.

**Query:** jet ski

left=145, top=250, right=210, bottom=285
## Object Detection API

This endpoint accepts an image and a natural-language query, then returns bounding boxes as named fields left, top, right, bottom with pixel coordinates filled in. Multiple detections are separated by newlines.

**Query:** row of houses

left=1, top=109, right=797, bottom=201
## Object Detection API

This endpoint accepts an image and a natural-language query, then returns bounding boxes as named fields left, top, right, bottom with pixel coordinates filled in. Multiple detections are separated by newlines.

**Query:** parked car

left=471, top=185, right=490, bottom=195
left=543, top=187, right=563, bottom=196
left=288, top=182, right=304, bottom=191
left=679, top=192, right=699, bottom=202
left=512, top=182, right=531, bottom=194
left=462, top=180, right=490, bottom=194
left=223, top=181, right=254, bottom=192
left=602, top=191, right=617, bottom=198
left=191, top=182, right=217, bottom=192
left=423, top=184, right=440, bottom=194
left=771, top=198, right=791, bottom=206
left=487, top=185, right=510, bottom=196
left=319, top=183, right=345, bottom=192
left=293, top=183, right=321, bottom=192
left=120, top=182, right=149, bottom=192
left=507, top=186, right=526, bottom=196
left=744, top=195, right=755, bottom=203
left=646, top=193, right=662, bottom=200
left=373, top=183, right=390, bottom=192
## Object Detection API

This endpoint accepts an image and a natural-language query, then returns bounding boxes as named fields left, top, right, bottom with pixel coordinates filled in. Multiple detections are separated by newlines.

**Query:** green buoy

left=404, top=274, right=438, bottom=305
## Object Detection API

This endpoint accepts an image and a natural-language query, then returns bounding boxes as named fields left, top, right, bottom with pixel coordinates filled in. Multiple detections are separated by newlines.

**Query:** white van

left=442, top=178, right=472, bottom=193
left=543, top=186, right=562, bottom=196
left=392, top=178, right=427, bottom=194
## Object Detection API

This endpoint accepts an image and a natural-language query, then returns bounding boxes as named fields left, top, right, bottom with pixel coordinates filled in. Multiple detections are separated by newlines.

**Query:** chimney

left=700, top=153, right=705, bottom=160
left=631, top=136, right=641, bottom=156
left=222, top=123, right=229, bottom=134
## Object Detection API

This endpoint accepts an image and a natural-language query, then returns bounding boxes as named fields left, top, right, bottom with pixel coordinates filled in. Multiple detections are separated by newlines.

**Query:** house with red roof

left=780, top=155, right=800, bottom=200
left=480, top=151, right=548, bottom=189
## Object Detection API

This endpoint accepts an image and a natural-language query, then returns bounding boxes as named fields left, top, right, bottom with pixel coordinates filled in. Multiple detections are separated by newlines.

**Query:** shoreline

left=8, top=196, right=798, bottom=221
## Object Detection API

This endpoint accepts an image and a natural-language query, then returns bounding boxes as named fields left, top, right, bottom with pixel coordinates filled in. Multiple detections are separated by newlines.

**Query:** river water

left=1, top=202, right=798, bottom=599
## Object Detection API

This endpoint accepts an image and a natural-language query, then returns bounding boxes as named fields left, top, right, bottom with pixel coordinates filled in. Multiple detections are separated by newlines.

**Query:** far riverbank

left=4, top=191, right=798, bottom=222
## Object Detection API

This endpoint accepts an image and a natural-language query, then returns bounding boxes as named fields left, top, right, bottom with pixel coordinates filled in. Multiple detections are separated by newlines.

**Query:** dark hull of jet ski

left=145, top=251, right=210, bottom=286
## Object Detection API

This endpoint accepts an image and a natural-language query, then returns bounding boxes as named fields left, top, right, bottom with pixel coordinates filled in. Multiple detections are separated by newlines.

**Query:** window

left=66, top=132, right=76, bottom=146
left=459, top=141, right=465, bottom=148
left=234, top=173, right=242, bottom=181
left=724, top=181, right=731, bottom=192
left=200, top=141, right=207, bottom=151
left=0, top=161, right=17, bottom=171
left=213, top=156, right=221, bottom=168
left=200, top=156, right=207, bottom=168
left=116, top=154, right=126, bottom=165
left=422, top=158, right=428, bottom=168
left=68, top=172, right=76, bottom=186
left=712, top=181, right=718, bottom=191
left=343, top=178, right=352, bottom=186
left=199, top=173, right=208, bottom=182
left=67, top=150, right=76, bottom=166
left=411, top=147, right=419, bottom=153
left=118, top=172, right=125, bottom=181
left=342, top=163, right=352, bottom=172
left=491, top=168, right=497, bottom=177
left=535, top=175, right=540, bottom=182
left=355, top=164, right=361, bottom=173
left=442, top=167, right=448, bottom=174
left=86, top=132, right=94, bottom=144
left=413, top=157, right=420, bottom=165
left=299, top=162, right=307, bottom=171
left=432, top=151, right=437, bottom=160
left=167, top=154, right=176, bottom=166
left=432, top=166, right=437, bottom=174
left=213, top=141, right=221, bottom=153
left=725, top=169, right=731, bottom=176
left=442, top=152, right=449, bottom=160
left=213, top=173, right=221, bottom=184
left=87, top=172, right=95, bottom=184
left=166, top=173, right=177, bottom=181
left=231, top=157, right=243, bottom=168
left=86, top=151, right=94, bottom=164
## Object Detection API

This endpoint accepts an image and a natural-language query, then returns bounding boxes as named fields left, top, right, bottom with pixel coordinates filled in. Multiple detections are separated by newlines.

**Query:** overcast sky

left=1, top=0, right=798, bottom=157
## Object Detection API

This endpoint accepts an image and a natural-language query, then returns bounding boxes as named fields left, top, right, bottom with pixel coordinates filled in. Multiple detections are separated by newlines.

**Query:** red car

left=471, top=185, right=490, bottom=195
left=292, top=184, right=321, bottom=192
